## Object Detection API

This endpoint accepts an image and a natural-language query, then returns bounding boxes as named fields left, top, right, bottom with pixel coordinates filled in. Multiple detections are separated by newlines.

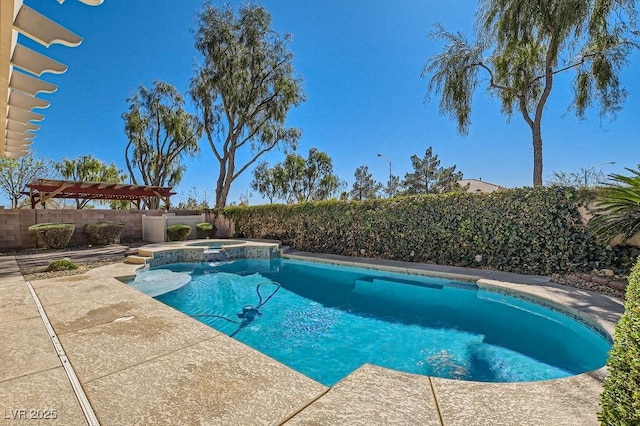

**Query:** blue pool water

left=132, top=258, right=611, bottom=386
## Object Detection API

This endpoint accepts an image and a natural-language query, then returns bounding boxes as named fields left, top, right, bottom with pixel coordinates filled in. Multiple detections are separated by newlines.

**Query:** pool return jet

left=190, top=281, right=281, bottom=337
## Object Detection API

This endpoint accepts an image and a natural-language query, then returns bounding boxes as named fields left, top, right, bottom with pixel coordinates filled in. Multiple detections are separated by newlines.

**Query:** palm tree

left=589, top=166, right=640, bottom=244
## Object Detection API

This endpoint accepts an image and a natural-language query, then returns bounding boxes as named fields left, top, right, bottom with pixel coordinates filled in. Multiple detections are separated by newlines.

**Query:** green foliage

left=166, top=224, right=192, bottom=241
left=402, top=147, right=463, bottom=195
left=224, top=187, right=611, bottom=275
left=589, top=166, right=640, bottom=244
left=46, top=259, right=78, bottom=272
left=424, top=1, right=638, bottom=186
left=123, top=80, right=202, bottom=209
left=350, top=165, right=383, bottom=201
left=28, top=223, right=75, bottom=249
left=252, top=148, right=342, bottom=204
left=83, top=221, right=125, bottom=246
left=0, top=151, right=49, bottom=208
left=54, top=155, right=127, bottom=209
left=196, top=222, right=216, bottom=239
left=599, top=259, right=640, bottom=425
left=252, top=162, right=280, bottom=203
left=190, top=3, right=305, bottom=207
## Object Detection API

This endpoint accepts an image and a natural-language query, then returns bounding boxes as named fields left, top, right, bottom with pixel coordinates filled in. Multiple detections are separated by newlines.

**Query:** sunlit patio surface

left=0, top=249, right=624, bottom=425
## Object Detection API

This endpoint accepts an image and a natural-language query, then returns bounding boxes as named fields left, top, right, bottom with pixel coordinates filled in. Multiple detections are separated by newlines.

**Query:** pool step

left=124, top=255, right=152, bottom=265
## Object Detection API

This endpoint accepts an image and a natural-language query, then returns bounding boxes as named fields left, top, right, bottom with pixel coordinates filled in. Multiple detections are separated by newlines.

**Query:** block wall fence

left=0, top=209, right=233, bottom=251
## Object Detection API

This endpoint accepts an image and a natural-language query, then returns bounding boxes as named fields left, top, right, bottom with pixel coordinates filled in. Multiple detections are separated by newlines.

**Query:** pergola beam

left=25, top=179, right=176, bottom=208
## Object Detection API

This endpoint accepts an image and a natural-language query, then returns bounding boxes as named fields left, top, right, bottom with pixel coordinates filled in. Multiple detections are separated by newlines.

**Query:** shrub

left=46, top=259, right=78, bottom=272
left=166, top=224, right=192, bottom=241
left=223, top=187, right=612, bottom=275
left=28, top=223, right=75, bottom=249
left=196, top=222, right=216, bottom=239
left=84, top=221, right=125, bottom=246
left=599, top=259, right=640, bottom=424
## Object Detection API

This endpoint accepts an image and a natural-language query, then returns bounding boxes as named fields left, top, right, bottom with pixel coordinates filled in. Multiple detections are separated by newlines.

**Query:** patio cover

left=1, top=0, right=103, bottom=159
left=25, top=178, right=176, bottom=209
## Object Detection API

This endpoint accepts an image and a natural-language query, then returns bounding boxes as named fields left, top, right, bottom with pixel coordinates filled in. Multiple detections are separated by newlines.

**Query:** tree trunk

left=215, top=152, right=235, bottom=208
left=531, top=118, right=544, bottom=187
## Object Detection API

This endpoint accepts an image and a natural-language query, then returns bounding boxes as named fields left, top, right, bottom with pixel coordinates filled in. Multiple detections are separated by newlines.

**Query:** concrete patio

left=0, top=251, right=624, bottom=425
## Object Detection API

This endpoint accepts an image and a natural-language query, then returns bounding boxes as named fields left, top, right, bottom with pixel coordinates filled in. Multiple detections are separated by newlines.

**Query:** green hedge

left=599, top=259, right=640, bottom=424
left=224, top=187, right=611, bottom=275
left=196, top=222, right=216, bottom=239
left=28, top=223, right=75, bottom=249
left=84, top=221, right=125, bottom=246
left=166, top=224, right=192, bottom=241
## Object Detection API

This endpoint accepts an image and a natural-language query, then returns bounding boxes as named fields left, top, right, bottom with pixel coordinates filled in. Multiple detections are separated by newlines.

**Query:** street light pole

left=377, top=153, right=392, bottom=196
left=584, top=161, right=615, bottom=188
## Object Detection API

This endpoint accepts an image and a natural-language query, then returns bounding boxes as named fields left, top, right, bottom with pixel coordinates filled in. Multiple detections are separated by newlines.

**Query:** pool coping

left=0, top=241, right=626, bottom=425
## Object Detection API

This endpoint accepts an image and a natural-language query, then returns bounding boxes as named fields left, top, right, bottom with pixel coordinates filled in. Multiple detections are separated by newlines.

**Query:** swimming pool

left=130, top=258, right=611, bottom=386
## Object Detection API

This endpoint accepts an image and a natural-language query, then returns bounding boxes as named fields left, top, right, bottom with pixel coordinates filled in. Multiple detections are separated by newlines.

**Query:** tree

left=190, top=3, right=305, bottom=208
left=382, top=174, right=401, bottom=198
left=424, top=0, right=638, bottom=187
left=402, top=147, right=463, bottom=195
left=54, top=154, right=127, bottom=209
left=252, top=148, right=342, bottom=204
left=298, top=148, right=342, bottom=202
left=350, top=165, right=383, bottom=201
left=123, top=81, right=201, bottom=209
left=0, top=151, right=49, bottom=208
left=251, top=161, right=280, bottom=204
left=547, top=168, right=607, bottom=188
left=589, top=165, right=640, bottom=244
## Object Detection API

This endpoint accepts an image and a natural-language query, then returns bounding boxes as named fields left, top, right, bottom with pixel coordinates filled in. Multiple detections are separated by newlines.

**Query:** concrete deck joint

left=24, top=279, right=100, bottom=426
left=278, top=387, right=331, bottom=425
left=428, top=376, right=446, bottom=426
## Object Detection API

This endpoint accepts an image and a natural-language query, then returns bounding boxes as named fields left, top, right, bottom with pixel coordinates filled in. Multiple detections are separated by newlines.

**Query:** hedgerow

left=224, top=187, right=611, bottom=275
left=599, top=259, right=640, bottom=424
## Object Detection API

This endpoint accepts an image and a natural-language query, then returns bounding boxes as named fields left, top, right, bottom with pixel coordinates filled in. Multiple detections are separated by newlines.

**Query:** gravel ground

left=20, top=258, right=125, bottom=282
left=551, top=273, right=626, bottom=300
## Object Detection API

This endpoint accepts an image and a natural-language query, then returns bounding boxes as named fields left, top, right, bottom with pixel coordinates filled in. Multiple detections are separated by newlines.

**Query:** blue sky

left=10, top=0, right=639, bottom=207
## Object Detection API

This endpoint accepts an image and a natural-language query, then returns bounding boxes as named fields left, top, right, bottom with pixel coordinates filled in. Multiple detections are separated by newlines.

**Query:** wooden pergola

left=25, top=179, right=176, bottom=209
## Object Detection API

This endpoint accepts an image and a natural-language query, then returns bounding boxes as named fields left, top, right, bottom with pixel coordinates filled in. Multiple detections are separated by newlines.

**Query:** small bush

left=196, top=222, right=216, bottom=239
left=46, top=259, right=78, bottom=272
left=28, top=223, right=75, bottom=249
left=599, top=259, right=640, bottom=424
left=166, top=224, right=192, bottom=241
left=84, top=221, right=125, bottom=246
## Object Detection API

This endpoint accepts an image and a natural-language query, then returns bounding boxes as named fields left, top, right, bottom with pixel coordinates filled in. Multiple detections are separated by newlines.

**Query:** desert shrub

left=46, top=259, right=78, bottom=272
left=84, top=221, right=125, bottom=246
left=196, top=222, right=216, bottom=239
left=28, top=223, right=75, bottom=249
left=599, top=259, right=640, bottom=424
left=224, top=187, right=612, bottom=275
left=166, top=224, right=192, bottom=241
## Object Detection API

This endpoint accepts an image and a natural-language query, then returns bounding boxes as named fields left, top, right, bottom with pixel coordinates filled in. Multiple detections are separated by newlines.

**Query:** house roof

left=1, top=0, right=103, bottom=159
left=24, top=178, right=176, bottom=208
left=458, top=179, right=504, bottom=193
